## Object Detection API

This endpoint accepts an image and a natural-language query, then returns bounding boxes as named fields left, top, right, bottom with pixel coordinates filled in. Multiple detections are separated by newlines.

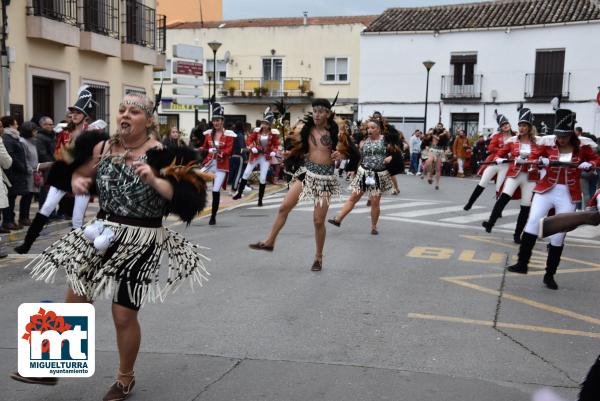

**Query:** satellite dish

left=550, top=96, right=560, bottom=110
left=223, top=51, right=231, bottom=63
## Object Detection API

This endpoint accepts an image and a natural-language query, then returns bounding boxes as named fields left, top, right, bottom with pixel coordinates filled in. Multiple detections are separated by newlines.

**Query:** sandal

left=327, top=218, right=341, bottom=227
left=371, top=228, right=379, bottom=235
left=248, top=242, right=274, bottom=252
left=311, top=259, right=322, bottom=271
left=103, top=371, right=135, bottom=401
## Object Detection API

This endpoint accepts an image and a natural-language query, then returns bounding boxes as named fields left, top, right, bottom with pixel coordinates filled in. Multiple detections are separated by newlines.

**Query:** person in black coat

left=35, top=116, right=56, bottom=206
left=0, top=116, right=30, bottom=230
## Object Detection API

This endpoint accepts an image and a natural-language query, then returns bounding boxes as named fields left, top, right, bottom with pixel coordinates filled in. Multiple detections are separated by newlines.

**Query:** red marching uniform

left=247, top=128, right=280, bottom=162
left=532, top=143, right=600, bottom=203
left=200, top=129, right=236, bottom=171
left=495, top=136, right=540, bottom=181
left=477, top=131, right=511, bottom=175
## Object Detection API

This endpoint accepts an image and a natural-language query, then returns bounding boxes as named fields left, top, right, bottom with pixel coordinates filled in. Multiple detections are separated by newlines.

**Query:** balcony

left=80, top=0, right=120, bottom=57
left=218, top=77, right=314, bottom=104
left=154, top=15, right=167, bottom=71
left=121, top=0, right=159, bottom=65
left=524, top=73, right=570, bottom=100
left=26, top=0, right=80, bottom=47
left=441, top=74, right=483, bottom=101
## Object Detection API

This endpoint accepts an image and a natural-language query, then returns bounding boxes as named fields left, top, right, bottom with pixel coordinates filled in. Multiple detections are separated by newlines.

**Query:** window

left=84, top=81, right=110, bottom=131
left=205, top=59, right=227, bottom=83
left=324, top=57, right=349, bottom=82
left=451, top=54, right=477, bottom=86
left=154, top=59, right=172, bottom=81
left=124, top=86, right=146, bottom=96
left=533, top=49, right=565, bottom=98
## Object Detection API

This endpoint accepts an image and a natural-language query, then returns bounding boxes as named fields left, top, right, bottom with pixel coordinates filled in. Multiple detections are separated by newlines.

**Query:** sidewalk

left=1, top=183, right=287, bottom=244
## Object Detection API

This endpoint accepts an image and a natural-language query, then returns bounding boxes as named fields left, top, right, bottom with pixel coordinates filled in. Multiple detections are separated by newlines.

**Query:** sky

left=223, top=0, right=487, bottom=19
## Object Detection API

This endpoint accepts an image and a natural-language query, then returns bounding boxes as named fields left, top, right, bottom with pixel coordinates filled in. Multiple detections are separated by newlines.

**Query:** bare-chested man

left=249, top=98, right=344, bottom=271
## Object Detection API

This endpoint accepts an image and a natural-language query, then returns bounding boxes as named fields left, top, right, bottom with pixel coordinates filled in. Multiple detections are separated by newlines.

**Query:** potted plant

left=248, top=91, right=254, bottom=97
left=306, top=90, right=314, bottom=97
left=241, top=91, right=247, bottom=97
left=260, top=87, right=269, bottom=96
left=220, top=90, right=228, bottom=96
left=283, top=91, right=288, bottom=97
left=298, top=83, right=307, bottom=94
left=227, top=86, right=236, bottom=96
left=253, top=87, right=262, bottom=97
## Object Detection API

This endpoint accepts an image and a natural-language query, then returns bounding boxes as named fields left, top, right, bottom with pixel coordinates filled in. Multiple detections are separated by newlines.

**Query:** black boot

left=543, top=244, right=563, bottom=290
left=232, top=179, right=247, bottom=200
left=482, top=193, right=511, bottom=233
left=464, top=185, right=485, bottom=211
left=258, top=183, right=266, bottom=207
left=209, top=192, right=220, bottom=225
left=507, top=232, right=537, bottom=274
left=14, top=213, right=49, bottom=254
left=513, top=206, right=531, bottom=244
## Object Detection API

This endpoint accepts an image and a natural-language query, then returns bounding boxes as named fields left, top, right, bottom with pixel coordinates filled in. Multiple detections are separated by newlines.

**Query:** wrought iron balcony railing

left=29, top=0, right=78, bottom=26
left=123, top=0, right=156, bottom=49
left=441, top=74, right=483, bottom=100
left=524, top=72, right=571, bottom=99
left=83, top=0, right=119, bottom=39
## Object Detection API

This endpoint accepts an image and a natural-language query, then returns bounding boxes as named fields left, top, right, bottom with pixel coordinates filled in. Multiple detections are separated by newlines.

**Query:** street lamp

left=208, top=40, right=222, bottom=121
left=422, top=60, right=435, bottom=133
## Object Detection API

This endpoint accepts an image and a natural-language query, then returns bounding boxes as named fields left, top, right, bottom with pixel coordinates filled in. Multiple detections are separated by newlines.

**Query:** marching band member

left=506, top=109, right=599, bottom=290
left=482, top=108, right=539, bottom=243
left=233, top=108, right=280, bottom=206
left=464, top=112, right=515, bottom=210
left=201, top=103, right=235, bottom=225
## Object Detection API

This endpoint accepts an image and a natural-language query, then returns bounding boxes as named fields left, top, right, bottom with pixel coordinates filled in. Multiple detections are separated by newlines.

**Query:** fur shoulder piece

left=535, top=135, right=556, bottom=147
left=146, top=147, right=211, bottom=224
left=505, top=135, right=519, bottom=144
left=224, top=130, right=237, bottom=137
left=202, top=129, right=212, bottom=136
left=580, top=136, right=598, bottom=149
left=69, top=129, right=110, bottom=169
left=271, top=128, right=280, bottom=135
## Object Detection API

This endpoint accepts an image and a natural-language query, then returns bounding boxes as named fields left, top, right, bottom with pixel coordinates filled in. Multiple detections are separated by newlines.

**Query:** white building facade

left=359, top=0, right=600, bottom=137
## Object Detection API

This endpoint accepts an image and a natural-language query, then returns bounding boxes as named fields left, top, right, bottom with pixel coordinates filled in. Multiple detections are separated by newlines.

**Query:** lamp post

left=208, top=40, right=222, bottom=121
left=422, top=60, right=435, bottom=134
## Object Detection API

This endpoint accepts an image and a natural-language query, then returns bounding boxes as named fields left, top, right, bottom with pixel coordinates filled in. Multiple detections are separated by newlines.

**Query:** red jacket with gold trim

left=201, top=129, right=236, bottom=171
left=477, top=131, right=514, bottom=175
left=247, top=128, right=280, bottom=162
left=532, top=143, right=600, bottom=203
left=495, top=136, right=539, bottom=180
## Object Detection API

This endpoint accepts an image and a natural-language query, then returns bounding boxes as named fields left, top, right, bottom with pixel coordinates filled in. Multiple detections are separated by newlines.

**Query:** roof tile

left=169, top=15, right=377, bottom=30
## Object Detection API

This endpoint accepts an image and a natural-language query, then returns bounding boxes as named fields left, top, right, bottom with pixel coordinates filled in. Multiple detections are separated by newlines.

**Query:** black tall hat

left=262, top=107, right=275, bottom=124
left=496, top=112, right=509, bottom=127
left=68, top=85, right=96, bottom=118
left=212, top=102, right=225, bottom=119
left=518, top=107, right=534, bottom=125
left=553, top=109, right=576, bottom=137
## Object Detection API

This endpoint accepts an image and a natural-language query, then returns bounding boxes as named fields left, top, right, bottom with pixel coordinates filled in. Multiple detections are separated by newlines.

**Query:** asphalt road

left=1, top=174, right=598, bottom=401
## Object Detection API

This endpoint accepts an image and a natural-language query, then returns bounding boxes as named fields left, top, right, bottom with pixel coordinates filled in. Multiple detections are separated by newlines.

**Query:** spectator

left=19, top=122, right=40, bottom=226
left=162, top=126, right=186, bottom=149
left=1, top=116, right=29, bottom=230
left=0, top=119, right=13, bottom=244
left=472, top=133, right=487, bottom=174
left=36, top=116, right=56, bottom=206
left=576, top=126, right=599, bottom=208
left=409, top=129, right=422, bottom=175
left=452, top=129, right=469, bottom=177
left=228, top=121, right=247, bottom=191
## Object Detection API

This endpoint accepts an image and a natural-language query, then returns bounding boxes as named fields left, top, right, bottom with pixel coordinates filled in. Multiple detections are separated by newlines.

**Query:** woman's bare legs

left=313, top=199, right=330, bottom=262
left=435, top=158, right=442, bottom=189
left=334, top=190, right=363, bottom=223
left=262, top=180, right=303, bottom=247
left=370, top=194, right=382, bottom=231
left=111, top=304, right=140, bottom=387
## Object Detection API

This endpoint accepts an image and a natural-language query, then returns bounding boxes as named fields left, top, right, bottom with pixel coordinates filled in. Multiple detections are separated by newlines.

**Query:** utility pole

left=1, top=0, right=10, bottom=116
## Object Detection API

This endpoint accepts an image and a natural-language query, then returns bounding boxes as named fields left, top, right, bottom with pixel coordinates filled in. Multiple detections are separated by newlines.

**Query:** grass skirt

left=292, top=161, right=340, bottom=206
left=350, top=166, right=393, bottom=198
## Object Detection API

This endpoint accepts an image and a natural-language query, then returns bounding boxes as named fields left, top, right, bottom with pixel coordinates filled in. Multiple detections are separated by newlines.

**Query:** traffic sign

left=174, top=60, right=203, bottom=76
left=173, top=44, right=203, bottom=60
left=173, top=87, right=203, bottom=96
left=173, top=77, right=204, bottom=86
left=173, top=97, right=204, bottom=106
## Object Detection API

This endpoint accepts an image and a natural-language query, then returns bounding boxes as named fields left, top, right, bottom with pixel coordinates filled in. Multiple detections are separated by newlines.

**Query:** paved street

left=1, top=174, right=598, bottom=401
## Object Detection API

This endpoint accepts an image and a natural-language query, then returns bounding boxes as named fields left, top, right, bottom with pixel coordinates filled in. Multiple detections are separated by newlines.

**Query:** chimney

left=303, top=11, right=308, bottom=25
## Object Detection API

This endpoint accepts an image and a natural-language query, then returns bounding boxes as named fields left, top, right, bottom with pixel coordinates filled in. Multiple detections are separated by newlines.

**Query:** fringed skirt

left=350, top=166, right=393, bottom=198
left=27, top=219, right=210, bottom=308
left=292, top=160, right=340, bottom=206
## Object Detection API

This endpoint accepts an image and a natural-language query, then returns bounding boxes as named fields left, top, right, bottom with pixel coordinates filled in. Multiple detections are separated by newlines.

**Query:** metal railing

left=83, top=0, right=119, bottom=39
left=86, top=83, right=110, bottom=132
left=524, top=72, right=571, bottom=99
left=219, top=77, right=312, bottom=97
left=156, top=14, right=166, bottom=54
left=122, top=0, right=156, bottom=49
left=441, top=74, right=483, bottom=99
left=29, top=0, right=78, bottom=26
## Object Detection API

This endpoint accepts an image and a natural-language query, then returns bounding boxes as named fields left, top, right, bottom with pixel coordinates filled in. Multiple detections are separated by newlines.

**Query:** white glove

left=538, top=157, right=550, bottom=166
left=269, top=151, right=276, bottom=157
left=578, top=162, right=592, bottom=170
left=209, top=147, right=217, bottom=154
left=515, top=157, right=528, bottom=165
left=251, top=147, right=258, bottom=154
left=495, top=158, right=506, bottom=165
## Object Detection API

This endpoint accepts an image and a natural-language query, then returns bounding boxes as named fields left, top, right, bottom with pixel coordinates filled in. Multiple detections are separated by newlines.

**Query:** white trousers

left=206, top=159, right=227, bottom=192
left=479, top=164, right=509, bottom=193
left=524, top=185, right=576, bottom=246
left=457, top=158, right=464, bottom=174
left=242, top=155, right=270, bottom=184
left=40, top=186, right=90, bottom=229
left=502, top=173, right=536, bottom=206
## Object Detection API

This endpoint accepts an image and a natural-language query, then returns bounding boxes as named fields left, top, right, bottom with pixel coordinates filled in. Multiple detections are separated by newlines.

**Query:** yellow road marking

left=408, top=313, right=600, bottom=339
left=440, top=266, right=600, bottom=281
left=407, top=246, right=455, bottom=260
left=442, top=278, right=600, bottom=326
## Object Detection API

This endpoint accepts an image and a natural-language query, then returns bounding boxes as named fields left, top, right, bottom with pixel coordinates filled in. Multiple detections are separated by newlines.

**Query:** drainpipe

left=303, top=11, right=308, bottom=26
left=1, top=0, right=10, bottom=116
